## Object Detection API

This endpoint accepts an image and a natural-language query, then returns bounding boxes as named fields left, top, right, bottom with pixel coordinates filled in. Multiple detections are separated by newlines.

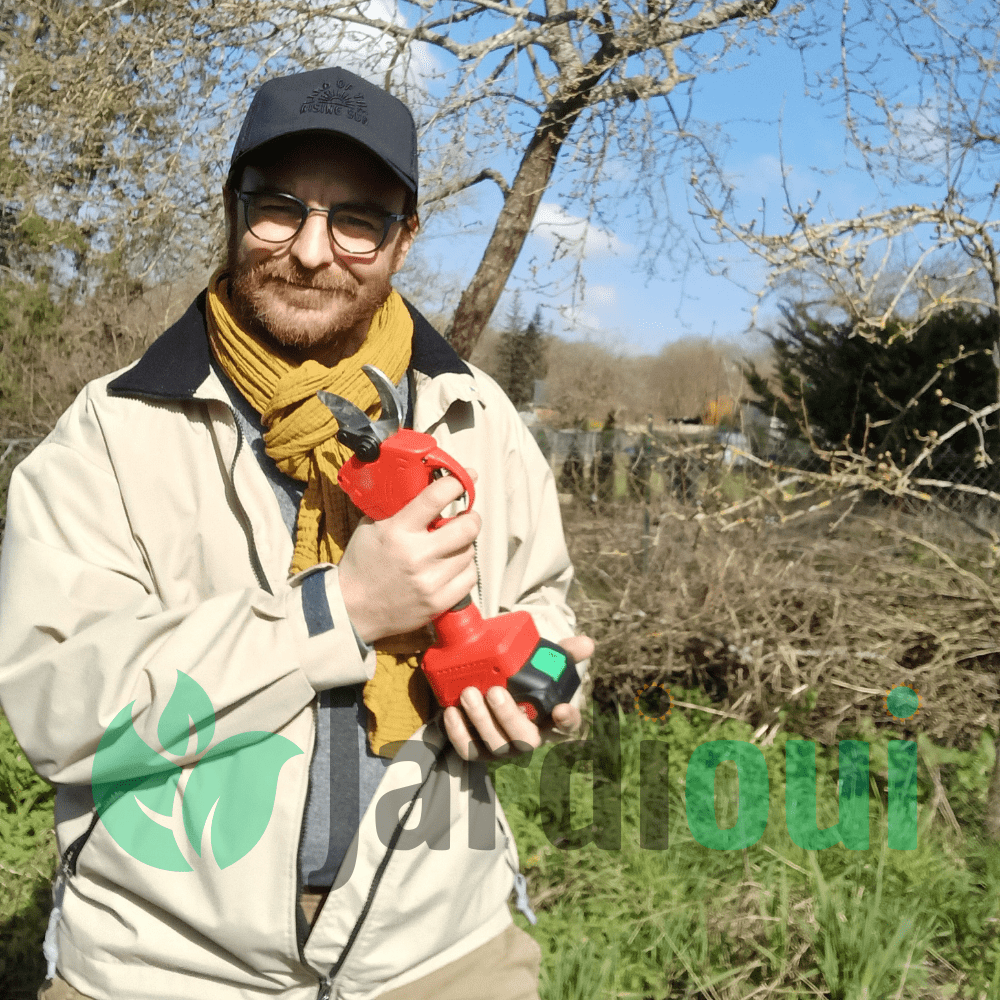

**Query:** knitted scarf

left=206, top=267, right=433, bottom=757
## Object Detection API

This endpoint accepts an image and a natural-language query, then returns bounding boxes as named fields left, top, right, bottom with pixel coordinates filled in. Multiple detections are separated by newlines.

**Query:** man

left=0, top=66, right=591, bottom=1000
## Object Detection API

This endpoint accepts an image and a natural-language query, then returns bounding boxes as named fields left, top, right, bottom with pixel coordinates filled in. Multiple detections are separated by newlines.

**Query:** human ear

left=390, top=215, right=419, bottom=275
left=222, top=185, right=237, bottom=245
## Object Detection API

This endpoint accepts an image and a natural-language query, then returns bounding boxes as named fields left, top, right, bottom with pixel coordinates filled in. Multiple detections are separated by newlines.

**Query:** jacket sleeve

left=475, top=371, right=588, bottom=714
left=0, top=396, right=373, bottom=787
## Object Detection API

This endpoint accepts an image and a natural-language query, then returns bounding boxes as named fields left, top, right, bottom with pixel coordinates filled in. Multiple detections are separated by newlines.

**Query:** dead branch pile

left=566, top=490, right=1000, bottom=751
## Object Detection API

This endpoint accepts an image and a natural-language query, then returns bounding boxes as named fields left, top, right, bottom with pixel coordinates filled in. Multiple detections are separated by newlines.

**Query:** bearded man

left=0, top=66, right=591, bottom=1000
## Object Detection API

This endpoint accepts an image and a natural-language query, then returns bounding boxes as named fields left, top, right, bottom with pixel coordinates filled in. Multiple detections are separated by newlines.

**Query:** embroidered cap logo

left=92, top=671, right=302, bottom=871
left=300, top=79, right=369, bottom=125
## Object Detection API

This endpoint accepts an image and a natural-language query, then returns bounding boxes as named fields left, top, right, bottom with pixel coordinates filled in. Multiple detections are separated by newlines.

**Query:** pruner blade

left=361, top=364, right=405, bottom=438
left=316, top=365, right=405, bottom=463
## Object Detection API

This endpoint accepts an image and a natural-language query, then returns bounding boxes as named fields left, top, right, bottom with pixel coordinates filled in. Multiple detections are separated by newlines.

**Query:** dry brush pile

left=565, top=484, right=1000, bottom=762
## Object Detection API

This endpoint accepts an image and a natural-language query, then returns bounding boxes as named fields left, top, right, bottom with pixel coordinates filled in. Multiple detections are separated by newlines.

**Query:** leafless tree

left=698, top=1, right=1000, bottom=336
left=650, top=336, right=748, bottom=422
left=310, top=0, right=807, bottom=358
left=697, top=0, right=1000, bottom=839
left=544, top=334, right=627, bottom=425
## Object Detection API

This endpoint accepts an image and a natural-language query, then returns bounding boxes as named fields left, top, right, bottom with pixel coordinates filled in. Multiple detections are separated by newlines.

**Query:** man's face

left=224, top=137, right=415, bottom=357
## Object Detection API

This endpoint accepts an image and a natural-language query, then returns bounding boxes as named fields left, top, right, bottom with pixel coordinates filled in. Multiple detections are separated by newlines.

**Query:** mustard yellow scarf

left=206, top=268, right=433, bottom=756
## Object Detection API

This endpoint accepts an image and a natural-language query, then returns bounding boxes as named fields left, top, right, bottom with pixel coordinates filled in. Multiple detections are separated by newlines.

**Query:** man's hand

left=443, top=634, right=595, bottom=761
left=339, top=473, right=480, bottom=644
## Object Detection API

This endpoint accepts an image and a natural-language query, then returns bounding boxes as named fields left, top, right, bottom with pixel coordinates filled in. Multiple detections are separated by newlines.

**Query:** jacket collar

left=108, top=290, right=471, bottom=401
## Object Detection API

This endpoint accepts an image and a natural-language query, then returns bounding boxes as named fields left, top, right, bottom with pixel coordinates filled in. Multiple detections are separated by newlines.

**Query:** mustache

left=246, top=260, right=358, bottom=296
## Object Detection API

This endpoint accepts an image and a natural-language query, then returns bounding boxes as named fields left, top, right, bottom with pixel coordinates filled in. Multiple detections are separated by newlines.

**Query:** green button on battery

left=529, top=645, right=566, bottom=680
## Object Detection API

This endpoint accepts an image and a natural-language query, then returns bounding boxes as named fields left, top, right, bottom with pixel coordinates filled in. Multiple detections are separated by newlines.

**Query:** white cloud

left=586, top=284, right=617, bottom=307
left=557, top=304, right=604, bottom=334
left=530, top=203, right=630, bottom=259
left=895, top=102, right=947, bottom=165
left=307, top=1, right=440, bottom=92
left=554, top=304, right=641, bottom=354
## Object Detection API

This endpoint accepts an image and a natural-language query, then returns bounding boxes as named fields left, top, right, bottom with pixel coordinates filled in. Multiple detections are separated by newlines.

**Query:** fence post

left=642, top=506, right=650, bottom=575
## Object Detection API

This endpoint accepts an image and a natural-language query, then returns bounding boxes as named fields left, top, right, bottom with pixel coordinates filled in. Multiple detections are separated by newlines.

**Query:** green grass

left=0, top=710, right=57, bottom=998
left=490, top=691, right=1000, bottom=1000
left=3, top=693, right=999, bottom=998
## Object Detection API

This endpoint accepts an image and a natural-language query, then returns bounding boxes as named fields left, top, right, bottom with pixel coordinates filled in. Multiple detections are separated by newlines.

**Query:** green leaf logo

left=92, top=672, right=301, bottom=871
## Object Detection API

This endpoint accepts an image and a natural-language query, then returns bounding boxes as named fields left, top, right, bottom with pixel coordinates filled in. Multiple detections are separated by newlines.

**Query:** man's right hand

left=337, top=472, right=481, bottom=645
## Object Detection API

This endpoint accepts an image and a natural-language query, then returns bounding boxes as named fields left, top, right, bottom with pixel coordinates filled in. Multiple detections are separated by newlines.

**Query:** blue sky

left=324, top=3, right=994, bottom=358
left=397, top=13, right=930, bottom=356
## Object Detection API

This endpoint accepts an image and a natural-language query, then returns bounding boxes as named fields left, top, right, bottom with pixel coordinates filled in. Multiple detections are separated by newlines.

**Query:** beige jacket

left=0, top=296, right=581, bottom=1000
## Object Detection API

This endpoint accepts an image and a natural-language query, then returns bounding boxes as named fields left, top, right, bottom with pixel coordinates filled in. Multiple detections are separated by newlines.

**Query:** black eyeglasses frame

left=237, top=190, right=408, bottom=256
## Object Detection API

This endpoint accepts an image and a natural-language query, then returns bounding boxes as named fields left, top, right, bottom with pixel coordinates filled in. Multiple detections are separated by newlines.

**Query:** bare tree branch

left=422, top=168, right=512, bottom=205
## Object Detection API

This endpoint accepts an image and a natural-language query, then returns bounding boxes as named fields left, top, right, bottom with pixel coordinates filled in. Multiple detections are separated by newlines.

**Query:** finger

left=399, top=474, right=479, bottom=531
left=558, top=634, right=595, bottom=663
left=549, top=703, right=582, bottom=734
left=427, top=510, right=481, bottom=558
left=443, top=704, right=487, bottom=761
left=462, top=686, right=540, bottom=755
left=428, top=561, right=480, bottom=616
left=457, top=688, right=507, bottom=754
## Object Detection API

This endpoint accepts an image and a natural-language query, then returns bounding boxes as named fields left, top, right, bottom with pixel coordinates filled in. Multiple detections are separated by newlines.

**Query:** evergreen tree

left=512, top=306, right=548, bottom=410
left=494, top=292, right=524, bottom=403
left=495, top=298, right=549, bottom=410
left=744, top=304, right=1000, bottom=474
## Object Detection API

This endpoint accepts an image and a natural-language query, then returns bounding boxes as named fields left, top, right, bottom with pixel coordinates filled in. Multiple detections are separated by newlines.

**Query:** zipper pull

left=512, top=871, right=537, bottom=926
left=317, top=977, right=333, bottom=1000
left=43, top=873, right=66, bottom=980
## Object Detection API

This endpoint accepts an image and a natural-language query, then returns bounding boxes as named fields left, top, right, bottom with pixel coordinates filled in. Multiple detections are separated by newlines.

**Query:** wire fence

left=529, top=423, right=1000, bottom=535
left=5, top=423, right=1000, bottom=541
left=529, top=424, right=815, bottom=498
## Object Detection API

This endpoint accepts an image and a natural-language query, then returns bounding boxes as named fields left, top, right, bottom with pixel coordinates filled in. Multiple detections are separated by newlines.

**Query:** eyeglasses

left=237, top=191, right=407, bottom=256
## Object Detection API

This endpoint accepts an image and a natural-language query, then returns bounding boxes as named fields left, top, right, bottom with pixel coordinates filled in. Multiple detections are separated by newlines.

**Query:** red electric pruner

left=318, top=365, right=579, bottom=723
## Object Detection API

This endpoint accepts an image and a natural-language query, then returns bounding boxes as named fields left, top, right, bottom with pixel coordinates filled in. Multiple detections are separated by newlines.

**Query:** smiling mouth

left=272, top=278, right=353, bottom=297
left=280, top=281, right=323, bottom=291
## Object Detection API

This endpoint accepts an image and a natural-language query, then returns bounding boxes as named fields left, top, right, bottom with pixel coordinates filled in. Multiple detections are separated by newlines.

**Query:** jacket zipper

left=224, top=402, right=324, bottom=979
left=316, top=742, right=449, bottom=998
left=315, top=541, right=481, bottom=996
left=294, top=695, right=321, bottom=967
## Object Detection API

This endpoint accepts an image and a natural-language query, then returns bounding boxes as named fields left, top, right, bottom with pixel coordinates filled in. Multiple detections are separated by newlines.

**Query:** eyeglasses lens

left=245, top=195, right=386, bottom=254
left=245, top=196, right=301, bottom=242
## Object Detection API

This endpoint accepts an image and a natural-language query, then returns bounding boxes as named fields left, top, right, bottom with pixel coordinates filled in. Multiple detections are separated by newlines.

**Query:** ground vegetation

left=4, top=469, right=1000, bottom=997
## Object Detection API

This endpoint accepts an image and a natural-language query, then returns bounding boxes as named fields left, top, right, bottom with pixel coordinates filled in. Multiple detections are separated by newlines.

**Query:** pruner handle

left=424, top=446, right=476, bottom=530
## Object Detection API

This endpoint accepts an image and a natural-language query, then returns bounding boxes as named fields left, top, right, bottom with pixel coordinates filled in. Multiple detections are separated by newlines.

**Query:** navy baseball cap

left=227, top=67, right=418, bottom=197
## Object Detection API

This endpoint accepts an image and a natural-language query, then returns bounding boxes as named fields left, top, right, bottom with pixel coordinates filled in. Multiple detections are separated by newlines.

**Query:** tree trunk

left=445, top=91, right=591, bottom=360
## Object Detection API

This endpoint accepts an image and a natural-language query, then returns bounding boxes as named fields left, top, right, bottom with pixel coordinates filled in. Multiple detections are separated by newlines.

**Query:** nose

left=289, top=210, right=336, bottom=270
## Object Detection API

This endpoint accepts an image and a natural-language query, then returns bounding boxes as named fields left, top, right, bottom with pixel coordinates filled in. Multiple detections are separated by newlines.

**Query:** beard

left=226, top=248, right=393, bottom=355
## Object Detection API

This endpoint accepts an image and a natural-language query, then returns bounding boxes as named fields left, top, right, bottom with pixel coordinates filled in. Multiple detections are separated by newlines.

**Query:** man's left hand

left=442, top=635, right=594, bottom=762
